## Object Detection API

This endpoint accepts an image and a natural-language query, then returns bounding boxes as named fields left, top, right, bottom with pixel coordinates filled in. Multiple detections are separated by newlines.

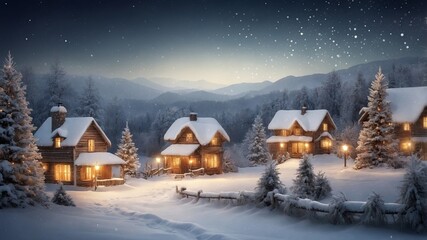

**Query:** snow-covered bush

left=292, top=154, right=315, bottom=199
left=222, top=149, right=238, bottom=173
left=361, top=192, right=386, bottom=225
left=313, top=171, right=332, bottom=200
left=141, top=162, right=153, bottom=179
left=328, top=193, right=353, bottom=224
left=282, top=195, right=302, bottom=216
left=388, top=156, right=406, bottom=169
left=52, top=184, right=75, bottom=207
left=398, top=155, right=427, bottom=232
left=255, top=161, right=286, bottom=205
left=276, top=152, right=290, bottom=164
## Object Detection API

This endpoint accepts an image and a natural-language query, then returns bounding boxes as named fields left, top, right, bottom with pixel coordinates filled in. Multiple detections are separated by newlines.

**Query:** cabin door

left=291, top=142, right=304, bottom=157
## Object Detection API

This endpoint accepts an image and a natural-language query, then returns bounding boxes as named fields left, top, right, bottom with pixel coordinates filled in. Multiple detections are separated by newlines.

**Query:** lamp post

left=342, top=144, right=349, bottom=168
left=156, top=157, right=161, bottom=176
left=94, top=164, right=100, bottom=191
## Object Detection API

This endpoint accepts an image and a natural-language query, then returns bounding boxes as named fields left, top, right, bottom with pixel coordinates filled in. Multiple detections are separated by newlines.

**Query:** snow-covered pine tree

left=0, top=53, right=47, bottom=208
left=292, top=154, right=315, bottom=199
left=52, top=184, right=75, bottom=207
left=222, top=148, right=238, bottom=173
left=398, top=155, right=427, bottom=231
left=255, top=161, right=286, bottom=204
left=328, top=193, right=353, bottom=224
left=313, top=171, right=332, bottom=200
left=247, top=115, right=271, bottom=166
left=361, top=192, right=386, bottom=225
left=116, top=122, right=140, bottom=177
left=77, top=77, right=102, bottom=124
left=355, top=68, right=398, bottom=169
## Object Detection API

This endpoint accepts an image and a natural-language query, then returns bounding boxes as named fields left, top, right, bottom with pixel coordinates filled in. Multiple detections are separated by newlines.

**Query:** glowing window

left=423, top=117, right=427, bottom=129
left=54, top=164, right=71, bottom=182
left=185, top=133, right=193, bottom=142
left=323, top=123, right=328, bottom=131
left=294, top=127, right=302, bottom=135
left=205, top=154, right=219, bottom=168
left=80, top=166, right=93, bottom=181
left=291, top=142, right=304, bottom=154
left=172, top=157, right=180, bottom=167
left=400, top=141, right=412, bottom=152
left=54, top=137, right=61, bottom=148
left=403, top=123, right=410, bottom=131
left=321, top=139, right=332, bottom=149
left=88, top=139, right=95, bottom=152
left=211, top=137, right=218, bottom=146
left=281, top=130, right=287, bottom=136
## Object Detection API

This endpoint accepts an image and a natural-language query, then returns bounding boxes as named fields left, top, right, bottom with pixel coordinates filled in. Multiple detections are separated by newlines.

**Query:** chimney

left=189, top=112, right=198, bottom=121
left=301, top=105, right=307, bottom=115
left=51, top=103, right=67, bottom=131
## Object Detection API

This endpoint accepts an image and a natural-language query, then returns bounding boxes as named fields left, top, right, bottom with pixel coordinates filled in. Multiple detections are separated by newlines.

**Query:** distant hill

left=150, top=90, right=232, bottom=104
left=147, top=77, right=226, bottom=91
left=212, top=80, right=273, bottom=95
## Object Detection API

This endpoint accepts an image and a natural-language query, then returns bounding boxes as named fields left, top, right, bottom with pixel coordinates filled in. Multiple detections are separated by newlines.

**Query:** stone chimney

left=301, top=105, right=307, bottom=115
left=189, top=112, right=198, bottom=121
left=51, top=103, right=67, bottom=132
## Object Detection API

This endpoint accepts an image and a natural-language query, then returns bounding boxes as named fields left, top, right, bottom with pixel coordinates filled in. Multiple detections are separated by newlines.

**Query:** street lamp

left=94, top=164, right=100, bottom=191
left=342, top=144, right=349, bottom=167
left=156, top=157, right=161, bottom=176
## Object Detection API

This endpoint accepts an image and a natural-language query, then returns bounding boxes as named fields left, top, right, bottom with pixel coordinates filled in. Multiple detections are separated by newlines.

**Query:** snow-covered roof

left=35, top=117, right=111, bottom=147
left=314, top=132, right=335, bottom=142
left=387, top=87, right=427, bottom=123
left=164, top=117, right=230, bottom=145
left=50, top=105, right=67, bottom=113
left=268, top=110, right=336, bottom=131
left=161, top=144, right=200, bottom=156
left=74, top=152, right=125, bottom=166
left=266, top=135, right=313, bottom=143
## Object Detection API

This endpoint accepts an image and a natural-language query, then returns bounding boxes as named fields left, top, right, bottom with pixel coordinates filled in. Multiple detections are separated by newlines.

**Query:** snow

left=35, top=117, right=111, bottom=147
left=1, top=154, right=425, bottom=239
left=74, top=152, right=125, bottom=166
left=387, top=86, right=427, bottom=123
left=164, top=116, right=230, bottom=145
left=314, top=131, right=335, bottom=141
left=161, top=144, right=200, bottom=156
left=268, top=109, right=336, bottom=131
left=50, top=105, right=67, bottom=113
left=266, top=135, right=312, bottom=143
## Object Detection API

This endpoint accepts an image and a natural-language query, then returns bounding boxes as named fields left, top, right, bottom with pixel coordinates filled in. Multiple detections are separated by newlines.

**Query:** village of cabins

left=34, top=86, right=427, bottom=187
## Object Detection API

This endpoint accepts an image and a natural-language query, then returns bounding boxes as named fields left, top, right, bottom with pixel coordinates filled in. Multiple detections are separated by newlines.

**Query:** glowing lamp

left=95, top=165, right=100, bottom=171
left=280, top=143, right=284, bottom=148
left=342, top=144, right=349, bottom=152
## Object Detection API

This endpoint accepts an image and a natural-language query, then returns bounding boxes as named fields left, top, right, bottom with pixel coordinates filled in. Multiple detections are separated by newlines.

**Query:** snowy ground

left=1, top=155, right=425, bottom=239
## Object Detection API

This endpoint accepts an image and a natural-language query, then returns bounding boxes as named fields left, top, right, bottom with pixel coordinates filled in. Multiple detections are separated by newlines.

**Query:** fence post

left=196, top=190, right=202, bottom=202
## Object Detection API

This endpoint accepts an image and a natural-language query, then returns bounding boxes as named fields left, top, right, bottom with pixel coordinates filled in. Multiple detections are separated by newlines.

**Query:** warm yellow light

left=304, top=143, right=309, bottom=148
left=408, top=142, right=411, bottom=147
left=156, top=157, right=161, bottom=163
left=189, top=159, right=193, bottom=164
left=342, top=144, right=349, bottom=152
left=280, top=143, right=284, bottom=148
left=95, top=165, right=100, bottom=171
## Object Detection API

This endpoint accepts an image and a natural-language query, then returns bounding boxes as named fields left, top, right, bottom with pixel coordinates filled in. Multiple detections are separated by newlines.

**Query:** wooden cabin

left=161, top=113, right=230, bottom=175
left=34, top=104, right=125, bottom=187
left=267, top=107, right=336, bottom=159
left=359, top=86, right=427, bottom=160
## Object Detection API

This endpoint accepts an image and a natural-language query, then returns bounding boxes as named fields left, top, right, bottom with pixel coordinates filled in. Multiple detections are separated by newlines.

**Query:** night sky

left=0, top=0, right=425, bottom=84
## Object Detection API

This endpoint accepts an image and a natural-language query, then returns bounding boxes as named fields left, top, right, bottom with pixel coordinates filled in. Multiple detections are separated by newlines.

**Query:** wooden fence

left=176, top=186, right=403, bottom=215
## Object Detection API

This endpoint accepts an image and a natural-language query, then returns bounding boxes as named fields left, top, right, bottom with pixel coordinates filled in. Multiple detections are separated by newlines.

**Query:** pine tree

left=313, top=171, right=332, bottom=200
left=52, top=184, right=75, bottom=207
left=77, top=77, right=102, bottom=124
left=398, top=155, right=427, bottom=231
left=255, top=161, right=286, bottom=203
left=292, top=154, right=315, bottom=199
left=361, top=192, right=386, bottom=225
left=355, top=68, right=398, bottom=169
left=116, top=122, right=140, bottom=177
left=247, top=115, right=271, bottom=166
left=0, top=53, right=47, bottom=208
left=319, top=71, right=342, bottom=119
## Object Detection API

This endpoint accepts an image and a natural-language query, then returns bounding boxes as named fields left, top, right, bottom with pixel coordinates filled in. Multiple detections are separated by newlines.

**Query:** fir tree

left=292, top=154, right=315, bottom=199
left=247, top=115, right=271, bottom=166
left=255, top=161, right=286, bottom=203
left=313, top=171, right=332, bottom=200
left=398, top=155, right=427, bottom=232
left=355, top=68, right=398, bottom=169
left=116, top=122, right=140, bottom=176
left=77, top=77, right=102, bottom=124
left=0, top=53, right=47, bottom=208
left=52, top=184, right=75, bottom=207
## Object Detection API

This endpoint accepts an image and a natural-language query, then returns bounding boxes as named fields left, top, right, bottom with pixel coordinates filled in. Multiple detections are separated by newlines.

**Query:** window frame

left=403, top=123, right=410, bottom=131
left=88, top=139, right=95, bottom=152
left=54, top=137, right=61, bottom=148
